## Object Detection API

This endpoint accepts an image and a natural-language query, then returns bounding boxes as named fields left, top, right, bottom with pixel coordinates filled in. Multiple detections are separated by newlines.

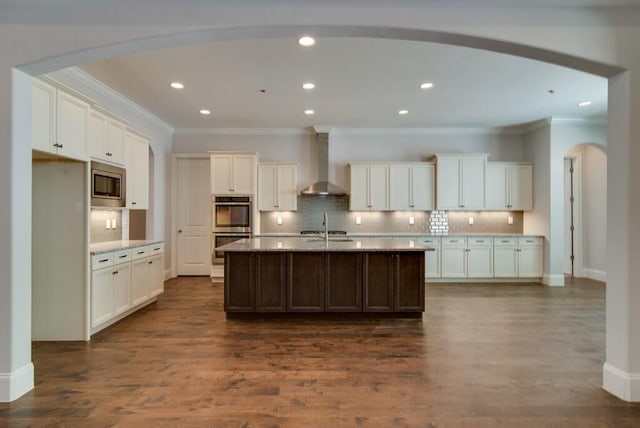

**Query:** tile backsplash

left=259, top=196, right=523, bottom=235
left=90, top=210, right=123, bottom=243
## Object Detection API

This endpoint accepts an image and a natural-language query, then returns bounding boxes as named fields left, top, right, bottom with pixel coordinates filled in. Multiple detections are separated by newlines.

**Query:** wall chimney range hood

left=300, top=128, right=347, bottom=196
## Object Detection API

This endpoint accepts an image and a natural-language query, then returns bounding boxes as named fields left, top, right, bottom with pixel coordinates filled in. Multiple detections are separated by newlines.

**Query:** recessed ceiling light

left=578, top=101, right=592, bottom=107
left=420, top=82, right=434, bottom=89
left=200, top=109, right=211, bottom=115
left=302, top=82, right=315, bottom=90
left=304, top=109, right=315, bottom=115
left=170, top=82, right=184, bottom=89
left=398, top=109, right=409, bottom=115
left=298, top=36, right=316, bottom=47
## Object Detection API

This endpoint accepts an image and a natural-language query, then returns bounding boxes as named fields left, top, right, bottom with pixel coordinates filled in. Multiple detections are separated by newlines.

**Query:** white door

left=349, top=164, right=370, bottom=210
left=177, top=158, right=212, bottom=275
left=436, top=157, right=460, bottom=210
left=411, top=163, right=435, bottom=211
left=389, top=164, right=411, bottom=210
left=461, top=156, right=486, bottom=210
left=369, top=164, right=389, bottom=210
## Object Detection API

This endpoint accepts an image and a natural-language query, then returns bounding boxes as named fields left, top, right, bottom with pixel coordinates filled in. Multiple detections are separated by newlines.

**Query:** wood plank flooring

left=2, top=276, right=640, bottom=427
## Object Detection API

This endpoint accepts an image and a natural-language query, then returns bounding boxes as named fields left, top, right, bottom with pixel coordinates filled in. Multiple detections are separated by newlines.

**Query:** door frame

left=170, top=153, right=211, bottom=278
left=564, top=153, right=584, bottom=278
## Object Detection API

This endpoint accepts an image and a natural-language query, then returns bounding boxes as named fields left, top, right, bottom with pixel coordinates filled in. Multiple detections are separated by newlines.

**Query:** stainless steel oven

left=212, top=233, right=250, bottom=264
left=212, top=195, right=252, bottom=233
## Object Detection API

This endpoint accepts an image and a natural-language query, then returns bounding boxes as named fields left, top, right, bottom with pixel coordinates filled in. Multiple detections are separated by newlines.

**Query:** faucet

left=322, top=212, right=329, bottom=244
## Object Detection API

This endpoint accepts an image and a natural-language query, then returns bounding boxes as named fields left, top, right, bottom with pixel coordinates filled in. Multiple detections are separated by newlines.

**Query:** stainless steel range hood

left=300, top=130, right=348, bottom=196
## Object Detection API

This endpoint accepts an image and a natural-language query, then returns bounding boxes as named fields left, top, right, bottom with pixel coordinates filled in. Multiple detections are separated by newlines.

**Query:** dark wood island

left=216, top=237, right=431, bottom=317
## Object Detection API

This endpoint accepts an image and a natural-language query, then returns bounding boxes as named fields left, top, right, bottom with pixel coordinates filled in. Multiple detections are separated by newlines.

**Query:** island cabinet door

left=364, top=253, right=395, bottom=312
left=288, top=253, right=325, bottom=312
left=394, top=252, right=425, bottom=312
left=255, top=253, right=287, bottom=312
left=224, top=253, right=255, bottom=311
left=326, top=253, right=363, bottom=312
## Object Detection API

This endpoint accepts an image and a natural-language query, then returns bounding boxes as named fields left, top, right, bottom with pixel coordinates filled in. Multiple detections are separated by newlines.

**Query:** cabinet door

left=350, top=164, right=370, bottom=210
left=369, top=164, right=389, bottom=210
left=32, top=79, right=57, bottom=153
left=411, top=163, right=435, bottom=211
left=88, top=109, right=108, bottom=160
left=131, top=258, right=150, bottom=306
left=232, top=155, right=256, bottom=194
left=395, top=253, right=424, bottom=312
left=441, top=237, right=467, bottom=278
left=460, top=156, right=485, bottom=210
left=225, top=253, right=255, bottom=311
left=148, top=254, right=164, bottom=298
left=91, top=268, right=114, bottom=328
left=494, top=246, right=518, bottom=277
left=128, top=134, right=149, bottom=209
left=255, top=253, right=286, bottom=312
left=112, top=263, right=132, bottom=316
left=257, top=164, right=277, bottom=211
left=211, top=155, right=233, bottom=194
left=436, top=157, right=461, bottom=210
left=277, top=164, right=298, bottom=211
left=106, top=119, right=127, bottom=165
left=518, top=246, right=543, bottom=278
left=364, top=253, right=394, bottom=311
left=422, top=238, right=441, bottom=278
left=326, top=253, right=362, bottom=312
left=288, top=253, right=325, bottom=311
left=56, top=90, right=89, bottom=160
left=389, top=164, right=412, bottom=210
left=509, top=165, right=533, bottom=210
left=467, top=239, right=493, bottom=278
left=485, top=163, right=508, bottom=210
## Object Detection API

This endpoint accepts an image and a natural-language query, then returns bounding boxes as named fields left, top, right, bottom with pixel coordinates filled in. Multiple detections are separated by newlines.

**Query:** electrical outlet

left=111, top=218, right=117, bottom=229
left=355, top=216, right=362, bottom=225
left=276, top=216, right=283, bottom=225
left=468, top=217, right=474, bottom=225
left=508, top=216, right=514, bottom=225
left=105, top=219, right=111, bottom=229
left=409, top=216, right=415, bottom=225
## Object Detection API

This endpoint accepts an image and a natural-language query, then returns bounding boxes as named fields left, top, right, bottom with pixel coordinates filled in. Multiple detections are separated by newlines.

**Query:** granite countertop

left=216, top=237, right=434, bottom=253
left=90, top=240, right=164, bottom=255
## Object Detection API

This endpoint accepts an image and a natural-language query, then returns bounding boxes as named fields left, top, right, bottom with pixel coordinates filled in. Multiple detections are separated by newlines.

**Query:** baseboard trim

left=0, top=363, right=34, bottom=402
left=542, top=274, right=565, bottom=286
left=164, top=269, right=173, bottom=281
left=584, top=268, right=607, bottom=282
left=603, top=362, right=640, bottom=402
left=426, top=277, right=542, bottom=284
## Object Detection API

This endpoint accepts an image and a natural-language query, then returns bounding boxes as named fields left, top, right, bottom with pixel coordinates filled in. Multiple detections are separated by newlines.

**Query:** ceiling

left=78, top=36, right=608, bottom=130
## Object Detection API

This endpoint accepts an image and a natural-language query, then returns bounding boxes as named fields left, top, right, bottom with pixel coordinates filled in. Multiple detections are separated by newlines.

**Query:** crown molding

left=331, top=127, right=525, bottom=136
left=550, top=116, right=608, bottom=126
left=50, top=67, right=174, bottom=134
left=174, top=127, right=314, bottom=136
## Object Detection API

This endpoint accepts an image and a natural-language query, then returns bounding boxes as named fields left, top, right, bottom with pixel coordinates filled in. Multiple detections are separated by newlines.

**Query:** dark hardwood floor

left=2, top=276, right=640, bottom=427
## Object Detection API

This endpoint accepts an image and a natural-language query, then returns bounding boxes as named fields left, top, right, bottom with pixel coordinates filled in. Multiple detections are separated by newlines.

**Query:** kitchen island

left=215, top=237, right=431, bottom=318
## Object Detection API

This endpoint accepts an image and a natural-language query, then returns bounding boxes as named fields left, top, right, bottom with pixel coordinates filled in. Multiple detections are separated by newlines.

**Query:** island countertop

left=215, top=237, right=434, bottom=252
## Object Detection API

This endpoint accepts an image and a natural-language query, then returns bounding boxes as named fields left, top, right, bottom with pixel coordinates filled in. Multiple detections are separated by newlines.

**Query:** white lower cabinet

left=493, top=237, right=543, bottom=278
left=90, top=243, right=164, bottom=335
left=441, top=236, right=494, bottom=279
left=420, top=237, right=441, bottom=279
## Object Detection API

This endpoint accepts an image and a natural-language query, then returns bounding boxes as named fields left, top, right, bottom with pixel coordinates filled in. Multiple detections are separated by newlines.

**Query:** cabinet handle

left=137, top=251, right=145, bottom=255
left=460, top=204, right=465, bottom=208
left=153, top=247, right=161, bottom=251
left=477, top=240, right=485, bottom=243
left=132, top=202, right=137, bottom=205
left=99, top=258, right=109, bottom=263
left=148, top=261, right=153, bottom=265
left=118, top=255, right=128, bottom=259
left=230, top=188, right=235, bottom=192
left=112, top=271, right=118, bottom=275
left=410, top=204, right=415, bottom=208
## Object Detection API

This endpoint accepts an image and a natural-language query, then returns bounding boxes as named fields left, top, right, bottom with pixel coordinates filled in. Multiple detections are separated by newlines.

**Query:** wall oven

left=91, top=161, right=126, bottom=208
left=212, top=195, right=252, bottom=233
left=211, top=232, right=251, bottom=264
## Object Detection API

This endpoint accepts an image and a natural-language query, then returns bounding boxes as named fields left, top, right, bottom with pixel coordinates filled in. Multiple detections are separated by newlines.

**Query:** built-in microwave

left=91, top=161, right=126, bottom=208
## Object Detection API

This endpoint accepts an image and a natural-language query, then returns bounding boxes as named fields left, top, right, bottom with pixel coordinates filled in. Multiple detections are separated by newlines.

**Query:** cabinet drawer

left=494, top=237, right=518, bottom=247
left=131, top=246, right=150, bottom=260
left=420, top=237, right=441, bottom=245
left=468, top=237, right=493, bottom=247
left=442, top=237, right=467, bottom=247
left=91, top=252, right=114, bottom=269
left=149, top=243, right=164, bottom=255
left=113, top=249, right=132, bottom=264
left=518, top=237, right=542, bottom=247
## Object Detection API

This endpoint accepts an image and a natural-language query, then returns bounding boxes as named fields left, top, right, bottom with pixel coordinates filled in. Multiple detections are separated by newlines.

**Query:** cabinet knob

left=148, top=261, right=153, bottom=265
left=410, top=204, right=415, bottom=208
left=230, top=188, right=235, bottom=192
left=132, top=202, right=137, bottom=205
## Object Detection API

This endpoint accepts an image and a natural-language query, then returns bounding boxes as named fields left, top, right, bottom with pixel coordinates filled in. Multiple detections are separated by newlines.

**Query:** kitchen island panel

left=287, top=253, right=325, bottom=312
left=224, top=252, right=254, bottom=311
left=255, top=253, right=287, bottom=312
left=364, top=253, right=395, bottom=312
left=326, top=253, right=363, bottom=312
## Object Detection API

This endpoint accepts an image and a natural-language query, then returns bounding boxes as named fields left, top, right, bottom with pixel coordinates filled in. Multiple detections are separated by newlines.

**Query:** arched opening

left=563, top=143, right=607, bottom=282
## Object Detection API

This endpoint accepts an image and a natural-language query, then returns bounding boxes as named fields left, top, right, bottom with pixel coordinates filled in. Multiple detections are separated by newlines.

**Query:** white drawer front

left=131, top=246, right=150, bottom=260
left=442, top=237, right=467, bottom=247
left=494, top=237, right=518, bottom=247
left=91, top=252, right=114, bottom=269
left=468, top=237, right=493, bottom=247
left=149, top=242, right=164, bottom=255
left=113, top=249, right=132, bottom=264
left=518, top=237, right=543, bottom=247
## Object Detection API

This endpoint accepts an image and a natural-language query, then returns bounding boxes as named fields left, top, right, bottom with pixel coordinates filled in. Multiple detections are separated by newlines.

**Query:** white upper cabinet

left=435, top=154, right=487, bottom=210
left=211, top=153, right=258, bottom=195
left=258, top=163, right=298, bottom=211
left=89, top=109, right=126, bottom=165
left=485, top=163, right=533, bottom=210
left=126, top=132, right=149, bottom=209
left=389, top=163, right=435, bottom=211
left=32, top=78, right=89, bottom=161
left=349, top=163, right=389, bottom=211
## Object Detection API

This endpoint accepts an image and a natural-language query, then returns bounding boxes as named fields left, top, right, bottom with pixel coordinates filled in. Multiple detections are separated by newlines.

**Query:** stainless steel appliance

left=212, top=195, right=252, bottom=233
left=212, top=195, right=252, bottom=265
left=211, top=232, right=251, bottom=264
left=91, top=161, right=126, bottom=208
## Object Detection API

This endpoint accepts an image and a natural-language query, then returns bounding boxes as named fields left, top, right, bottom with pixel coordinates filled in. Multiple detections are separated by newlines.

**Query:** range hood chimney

left=300, top=129, right=348, bottom=196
